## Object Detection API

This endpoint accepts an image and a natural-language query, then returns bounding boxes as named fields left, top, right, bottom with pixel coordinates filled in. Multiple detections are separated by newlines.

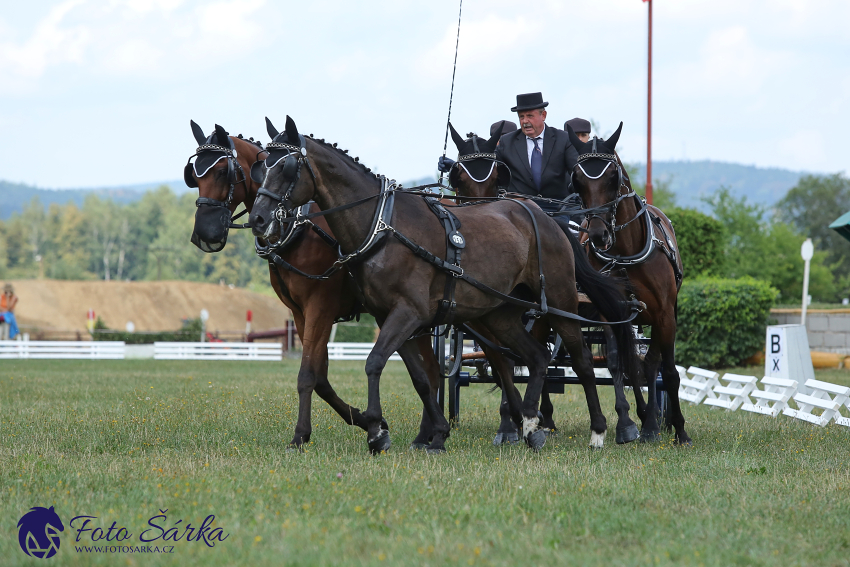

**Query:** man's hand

left=437, top=156, right=456, bottom=173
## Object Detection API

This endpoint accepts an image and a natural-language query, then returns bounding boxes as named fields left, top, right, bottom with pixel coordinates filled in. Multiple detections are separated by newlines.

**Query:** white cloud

left=0, top=0, right=90, bottom=86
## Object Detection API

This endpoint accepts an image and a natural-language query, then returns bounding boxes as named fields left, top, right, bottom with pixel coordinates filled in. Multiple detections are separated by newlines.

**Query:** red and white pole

left=246, top=310, right=253, bottom=336
left=87, top=309, right=95, bottom=333
left=645, top=0, right=653, bottom=205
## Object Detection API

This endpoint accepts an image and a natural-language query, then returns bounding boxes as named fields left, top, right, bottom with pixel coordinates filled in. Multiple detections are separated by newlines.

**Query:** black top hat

left=511, top=92, right=549, bottom=113
left=490, top=120, right=518, bottom=137
left=564, top=117, right=591, bottom=134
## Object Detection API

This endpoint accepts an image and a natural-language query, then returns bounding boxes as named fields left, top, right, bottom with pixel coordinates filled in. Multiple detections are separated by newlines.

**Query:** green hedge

left=91, top=318, right=203, bottom=344
left=667, top=207, right=725, bottom=277
left=676, top=277, right=778, bottom=369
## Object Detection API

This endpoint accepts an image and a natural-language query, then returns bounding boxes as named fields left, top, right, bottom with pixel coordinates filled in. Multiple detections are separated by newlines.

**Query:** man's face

left=518, top=109, right=546, bottom=138
left=577, top=132, right=590, bottom=143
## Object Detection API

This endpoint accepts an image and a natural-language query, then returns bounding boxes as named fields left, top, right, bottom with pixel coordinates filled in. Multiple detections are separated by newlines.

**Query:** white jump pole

left=801, top=239, right=813, bottom=326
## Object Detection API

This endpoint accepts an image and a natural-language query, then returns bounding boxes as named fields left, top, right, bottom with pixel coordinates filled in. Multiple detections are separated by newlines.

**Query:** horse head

left=185, top=121, right=263, bottom=252
left=447, top=122, right=507, bottom=199
left=566, top=122, right=624, bottom=251
left=250, top=116, right=321, bottom=239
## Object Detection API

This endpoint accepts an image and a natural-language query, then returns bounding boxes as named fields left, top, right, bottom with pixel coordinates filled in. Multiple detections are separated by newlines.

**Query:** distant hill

left=629, top=160, right=808, bottom=212
left=0, top=160, right=815, bottom=219
left=0, top=179, right=188, bottom=220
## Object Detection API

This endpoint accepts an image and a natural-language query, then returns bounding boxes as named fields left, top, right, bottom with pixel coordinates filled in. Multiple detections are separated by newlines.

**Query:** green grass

left=2, top=360, right=850, bottom=567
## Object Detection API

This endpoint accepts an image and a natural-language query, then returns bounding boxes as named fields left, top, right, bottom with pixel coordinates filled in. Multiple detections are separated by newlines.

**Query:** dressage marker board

left=765, top=324, right=815, bottom=395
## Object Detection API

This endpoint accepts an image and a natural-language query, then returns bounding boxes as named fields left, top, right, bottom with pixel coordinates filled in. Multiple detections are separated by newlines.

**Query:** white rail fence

left=0, top=340, right=125, bottom=359
left=154, top=342, right=281, bottom=361
left=679, top=365, right=850, bottom=428
left=328, top=342, right=402, bottom=361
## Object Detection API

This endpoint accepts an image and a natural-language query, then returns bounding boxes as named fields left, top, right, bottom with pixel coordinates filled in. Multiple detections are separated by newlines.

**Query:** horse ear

left=265, top=117, right=279, bottom=140
left=49, top=506, right=54, bottom=512
left=485, top=121, right=504, bottom=151
left=566, top=124, right=586, bottom=152
left=214, top=124, right=230, bottom=147
left=190, top=120, right=206, bottom=145
left=284, top=115, right=300, bottom=144
left=448, top=123, right=465, bottom=151
left=606, top=122, right=623, bottom=150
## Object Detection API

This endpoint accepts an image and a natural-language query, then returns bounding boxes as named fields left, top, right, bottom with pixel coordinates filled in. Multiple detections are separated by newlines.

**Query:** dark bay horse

left=446, top=123, right=642, bottom=445
left=565, top=123, right=689, bottom=444
left=250, top=116, right=638, bottom=451
left=185, top=121, right=440, bottom=450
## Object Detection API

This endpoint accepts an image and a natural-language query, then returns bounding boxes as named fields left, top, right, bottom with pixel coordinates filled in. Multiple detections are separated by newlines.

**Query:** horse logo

left=17, top=506, right=64, bottom=559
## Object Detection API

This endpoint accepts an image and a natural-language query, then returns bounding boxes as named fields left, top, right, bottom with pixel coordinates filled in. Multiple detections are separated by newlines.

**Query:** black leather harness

left=423, top=197, right=466, bottom=327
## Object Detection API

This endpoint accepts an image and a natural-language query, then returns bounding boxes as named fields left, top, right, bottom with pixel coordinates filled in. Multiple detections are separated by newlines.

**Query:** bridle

left=450, top=134, right=511, bottom=189
left=254, top=134, right=318, bottom=219
left=572, top=142, right=643, bottom=253
left=252, top=134, right=322, bottom=258
left=184, top=141, right=252, bottom=229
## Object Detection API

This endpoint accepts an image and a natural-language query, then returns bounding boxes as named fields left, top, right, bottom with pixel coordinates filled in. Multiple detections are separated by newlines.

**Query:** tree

left=778, top=173, right=850, bottom=277
left=704, top=187, right=835, bottom=302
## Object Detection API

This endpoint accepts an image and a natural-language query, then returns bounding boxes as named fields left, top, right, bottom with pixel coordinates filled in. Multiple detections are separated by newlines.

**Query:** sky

left=0, top=0, right=848, bottom=189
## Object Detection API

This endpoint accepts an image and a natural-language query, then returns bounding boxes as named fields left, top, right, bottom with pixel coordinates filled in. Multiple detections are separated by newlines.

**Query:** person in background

left=564, top=117, right=591, bottom=143
left=0, top=283, right=19, bottom=339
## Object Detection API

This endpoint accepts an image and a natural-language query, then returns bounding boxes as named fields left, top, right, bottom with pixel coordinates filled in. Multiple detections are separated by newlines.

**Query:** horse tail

left=564, top=229, right=638, bottom=383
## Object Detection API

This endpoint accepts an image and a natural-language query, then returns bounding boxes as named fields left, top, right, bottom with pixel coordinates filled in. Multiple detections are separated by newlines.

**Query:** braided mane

left=306, top=135, right=380, bottom=179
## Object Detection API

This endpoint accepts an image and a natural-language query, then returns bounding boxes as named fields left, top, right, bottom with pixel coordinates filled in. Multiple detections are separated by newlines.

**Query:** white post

left=200, top=309, right=210, bottom=343
left=801, top=239, right=813, bottom=326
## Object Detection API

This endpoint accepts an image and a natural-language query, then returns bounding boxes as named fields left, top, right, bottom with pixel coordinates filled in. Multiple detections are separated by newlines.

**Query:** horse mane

left=235, top=133, right=264, bottom=150
left=306, top=135, right=380, bottom=179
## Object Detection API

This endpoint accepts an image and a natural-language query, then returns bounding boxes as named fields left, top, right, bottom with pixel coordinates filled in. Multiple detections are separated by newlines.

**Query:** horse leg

left=362, top=306, right=431, bottom=454
left=531, top=320, right=558, bottom=435
left=479, top=308, right=551, bottom=451
left=658, top=328, right=692, bottom=445
left=603, top=325, right=638, bottom=444
left=493, top=387, right=520, bottom=445
left=639, top=340, right=663, bottom=443
left=410, top=335, right=440, bottom=450
left=550, top=318, right=607, bottom=449
left=396, top=340, right=451, bottom=453
left=465, top=323, right=522, bottom=445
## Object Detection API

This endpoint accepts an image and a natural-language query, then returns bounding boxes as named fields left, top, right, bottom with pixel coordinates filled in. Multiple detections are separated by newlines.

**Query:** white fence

left=154, top=342, right=282, bottom=361
left=0, top=340, right=125, bottom=359
left=328, top=342, right=402, bottom=361
left=680, top=366, right=850, bottom=429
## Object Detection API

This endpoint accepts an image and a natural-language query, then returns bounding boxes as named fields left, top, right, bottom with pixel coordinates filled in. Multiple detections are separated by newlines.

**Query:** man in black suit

left=495, top=92, right=579, bottom=213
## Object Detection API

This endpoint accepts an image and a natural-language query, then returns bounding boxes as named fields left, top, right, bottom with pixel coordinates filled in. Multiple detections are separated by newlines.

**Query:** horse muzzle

left=191, top=205, right=231, bottom=253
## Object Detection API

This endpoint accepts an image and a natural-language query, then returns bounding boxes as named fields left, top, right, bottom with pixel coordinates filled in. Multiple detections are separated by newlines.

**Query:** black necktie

left=531, top=137, right=542, bottom=191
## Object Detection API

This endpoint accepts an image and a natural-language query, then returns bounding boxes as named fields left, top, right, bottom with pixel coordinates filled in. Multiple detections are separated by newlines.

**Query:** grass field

left=2, top=359, right=849, bottom=567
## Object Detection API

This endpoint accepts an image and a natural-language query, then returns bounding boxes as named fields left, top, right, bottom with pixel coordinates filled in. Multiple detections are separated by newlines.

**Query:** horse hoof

left=674, top=434, right=693, bottom=446
left=588, top=430, right=606, bottom=450
left=368, top=430, right=392, bottom=455
left=525, top=429, right=547, bottom=451
left=616, top=423, right=640, bottom=445
left=286, top=444, right=305, bottom=454
left=409, top=442, right=429, bottom=451
left=505, top=431, right=520, bottom=445
left=426, top=445, right=447, bottom=455
left=639, top=430, right=661, bottom=443
left=543, top=427, right=558, bottom=437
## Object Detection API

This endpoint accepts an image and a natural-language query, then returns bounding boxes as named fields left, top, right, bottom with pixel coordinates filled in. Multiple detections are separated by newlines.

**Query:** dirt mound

left=5, top=280, right=290, bottom=335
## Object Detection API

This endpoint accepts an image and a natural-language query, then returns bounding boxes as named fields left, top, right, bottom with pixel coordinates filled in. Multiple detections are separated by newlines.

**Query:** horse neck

left=307, top=142, right=382, bottom=253
left=456, top=177, right=499, bottom=199
left=232, top=136, right=265, bottom=213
